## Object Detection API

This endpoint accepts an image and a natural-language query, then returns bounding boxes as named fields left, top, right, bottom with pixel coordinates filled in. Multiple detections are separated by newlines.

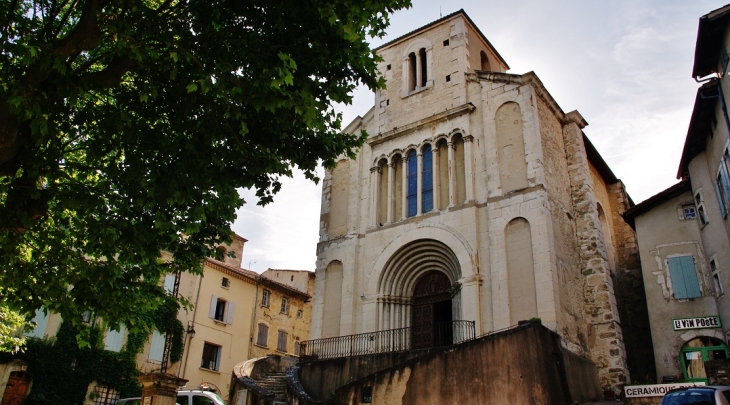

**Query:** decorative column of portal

left=416, top=151, right=423, bottom=215
left=400, top=155, right=408, bottom=219
left=432, top=145, right=440, bottom=210
left=387, top=161, right=395, bottom=223
left=369, top=166, right=379, bottom=227
left=447, top=141, right=456, bottom=206
left=464, top=135, right=474, bottom=202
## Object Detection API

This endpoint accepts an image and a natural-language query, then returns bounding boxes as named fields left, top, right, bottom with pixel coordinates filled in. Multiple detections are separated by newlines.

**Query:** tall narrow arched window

left=408, top=53, right=417, bottom=92
left=422, top=145, right=433, bottom=212
left=419, top=48, right=428, bottom=87
left=378, top=159, right=388, bottom=225
left=407, top=151, right=417, bottom=217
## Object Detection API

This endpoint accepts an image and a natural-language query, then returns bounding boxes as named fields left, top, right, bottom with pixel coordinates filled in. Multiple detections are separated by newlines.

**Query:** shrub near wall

left=0, top=302, right=183, bottom=405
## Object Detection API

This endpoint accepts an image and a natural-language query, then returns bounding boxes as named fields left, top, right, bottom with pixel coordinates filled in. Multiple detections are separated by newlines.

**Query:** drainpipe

left=180, top=273, right=204, bottom=379
left=248, top=276, right=260, bottom=359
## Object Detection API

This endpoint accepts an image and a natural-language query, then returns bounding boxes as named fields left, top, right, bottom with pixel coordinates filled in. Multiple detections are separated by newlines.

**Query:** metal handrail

left=299, top=320, right=475, bottom=360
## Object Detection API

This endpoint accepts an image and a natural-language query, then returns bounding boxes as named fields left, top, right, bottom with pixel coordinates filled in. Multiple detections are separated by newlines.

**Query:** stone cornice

left=366, top=103, right=476, bottom=146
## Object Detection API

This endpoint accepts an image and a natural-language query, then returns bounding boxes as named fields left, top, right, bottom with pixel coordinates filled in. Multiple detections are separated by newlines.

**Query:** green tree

left=0, top=0, right=409, bottom=335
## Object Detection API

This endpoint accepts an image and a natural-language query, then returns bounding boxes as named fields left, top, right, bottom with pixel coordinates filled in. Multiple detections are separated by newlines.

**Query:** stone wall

left=329, top=323, right=601, bottom=405
left=563, top=116, right=629, bottom=390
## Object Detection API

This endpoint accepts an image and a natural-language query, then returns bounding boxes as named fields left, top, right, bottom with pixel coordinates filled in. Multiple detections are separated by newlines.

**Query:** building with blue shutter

left=623, top=3, right=730, bottom=384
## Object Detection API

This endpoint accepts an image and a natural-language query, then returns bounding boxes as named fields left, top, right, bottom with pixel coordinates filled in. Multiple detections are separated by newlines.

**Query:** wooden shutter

left=208, top=294, right=217, bottom=319
left=164, top=274, right=175, bottom=293
left=257, top=324, right=268, bottom=346
left=668, top=256, right=701, bottom=299
left=226, top=301, right=235, bottom=324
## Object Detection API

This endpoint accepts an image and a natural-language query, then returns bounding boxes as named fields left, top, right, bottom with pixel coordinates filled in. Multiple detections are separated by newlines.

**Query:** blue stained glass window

left=407, top=151, right=417, bottom=217
left=422, top=145, right=433, bottom=212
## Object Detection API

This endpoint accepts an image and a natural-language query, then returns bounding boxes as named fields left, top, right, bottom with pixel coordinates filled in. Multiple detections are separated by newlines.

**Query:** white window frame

left=710, top=257, right=724, bottom=298
left=280, top=297, right=289, bottom=315
left=261, top=290, right=270, bottom=308
left=695, top=190, right=709, bottom=226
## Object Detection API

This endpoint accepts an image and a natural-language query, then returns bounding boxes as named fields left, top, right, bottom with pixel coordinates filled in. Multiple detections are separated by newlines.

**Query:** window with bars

left=91, top=385, right=119, bottom=405
left=256, top=323, right=269, bottom=347
left=277, top=330, right=288, bottom=352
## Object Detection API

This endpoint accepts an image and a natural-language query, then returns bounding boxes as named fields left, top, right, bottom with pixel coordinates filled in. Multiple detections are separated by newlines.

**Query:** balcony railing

left=299, top=320, right=475, bottom=360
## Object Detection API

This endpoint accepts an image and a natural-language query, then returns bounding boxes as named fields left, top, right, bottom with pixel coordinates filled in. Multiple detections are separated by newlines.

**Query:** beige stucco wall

left=634, top=190, right=722, bottom=378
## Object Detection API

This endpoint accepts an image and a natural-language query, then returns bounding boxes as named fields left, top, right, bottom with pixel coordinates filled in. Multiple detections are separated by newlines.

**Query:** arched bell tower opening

left=376, top=239, right=462, bottom=336
left=412, top=271, right=454, bottom=348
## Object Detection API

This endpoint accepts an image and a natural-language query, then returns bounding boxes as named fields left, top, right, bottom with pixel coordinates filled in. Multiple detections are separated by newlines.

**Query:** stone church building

left=310, top=10, right=649, bottom=391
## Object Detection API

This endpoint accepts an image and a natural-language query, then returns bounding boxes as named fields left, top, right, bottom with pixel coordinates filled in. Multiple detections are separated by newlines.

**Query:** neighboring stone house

left=310, top=9, right=648, bottom=393
left=250, top=269, right=314, bottom=358
left=623, top=4, right=730, bottom=384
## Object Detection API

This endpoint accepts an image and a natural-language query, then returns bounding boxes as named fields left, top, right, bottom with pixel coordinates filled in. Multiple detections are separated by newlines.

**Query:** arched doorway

left=411, top=271, right=453, bottom=349
left=681, top=337, right=728, bottom=382
left=1, top=371, right=32, bottom=405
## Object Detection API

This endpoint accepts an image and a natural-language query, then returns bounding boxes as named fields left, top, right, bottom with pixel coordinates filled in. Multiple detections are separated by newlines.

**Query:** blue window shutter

left=226, top=301, right=235, bottom=324
left=422, top=145, right=433, bottom=212
left=208, top=294, right=217, bottom=319
left=25, top=309, right=49, bottom=338
left=668, top=256, right=701, bottom=299
left=104, top=325, right=125, bottom=352
left=149, top=330, right=165, bottom=361
left=407, top=151, right=417, bottom=217
left=720, top=156, right=730, bottom=217
left=164, top=274, right=175, bottom=293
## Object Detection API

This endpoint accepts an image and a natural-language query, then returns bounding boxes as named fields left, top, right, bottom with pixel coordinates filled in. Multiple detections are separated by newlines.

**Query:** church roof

left=375, top=9, right=509, bottom=70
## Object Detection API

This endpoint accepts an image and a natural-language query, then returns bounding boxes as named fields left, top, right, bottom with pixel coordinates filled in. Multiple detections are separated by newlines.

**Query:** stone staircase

left=253, top=371, right=288, bottom=403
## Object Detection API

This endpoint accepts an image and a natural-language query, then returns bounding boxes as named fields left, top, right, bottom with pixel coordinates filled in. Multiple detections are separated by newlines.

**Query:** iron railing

left=299, top=320, right=475, bottom=360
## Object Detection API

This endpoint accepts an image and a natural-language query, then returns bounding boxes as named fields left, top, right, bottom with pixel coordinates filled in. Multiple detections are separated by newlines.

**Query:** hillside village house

left=624, top=3, right=730, bottom=385
left=0, top=235, right=314, bottom=405
left=307, top=9, right=651, bottom=399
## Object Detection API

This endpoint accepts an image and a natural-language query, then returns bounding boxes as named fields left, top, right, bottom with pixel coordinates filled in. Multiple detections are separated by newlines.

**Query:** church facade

left=310, top=10, right=645, bottom=390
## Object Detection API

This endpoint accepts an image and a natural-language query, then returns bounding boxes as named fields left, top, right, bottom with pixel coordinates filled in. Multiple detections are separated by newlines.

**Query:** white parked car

left=115, top=386, right=225, bottom=405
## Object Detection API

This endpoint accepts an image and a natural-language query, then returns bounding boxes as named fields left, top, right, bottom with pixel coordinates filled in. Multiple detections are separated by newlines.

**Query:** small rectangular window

left=214, top=299, right=226, bottom=322
left=443, top=39, right=449, bottom=46
left=221, top=277, right=230, bottom=288
left=297, top=309, right=303, bottom=319
left=261, top=290, right=270, bottom=307
left=668, top=255, right=702, bottom=299
left=695, top=191, right=709, bottom=225
left=386, top=64, right=391, bottom=70
left=201, top=342, right=222, bottom=371
left=256, top=324, right=269, bottom=347
left=209, top=295, right=234, bottom=324
left=277, top=330, right=288, bottom=352
left=445, top=75, right=451, bottom=82
left=82, top=311, right=92, bottom=323
left=683, top=205, right=697, bottom=219
left=280, top=297, right=289, bottom=315
left=711, top=259, right=724, bottom=297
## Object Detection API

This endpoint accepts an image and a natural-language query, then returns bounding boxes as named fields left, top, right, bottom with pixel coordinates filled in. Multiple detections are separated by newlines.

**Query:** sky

left=232, top=0, right=730, bottom=273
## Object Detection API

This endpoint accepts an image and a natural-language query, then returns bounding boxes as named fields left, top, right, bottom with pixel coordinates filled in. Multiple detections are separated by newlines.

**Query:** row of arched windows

left=370, top=133, right=474, bottom=226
